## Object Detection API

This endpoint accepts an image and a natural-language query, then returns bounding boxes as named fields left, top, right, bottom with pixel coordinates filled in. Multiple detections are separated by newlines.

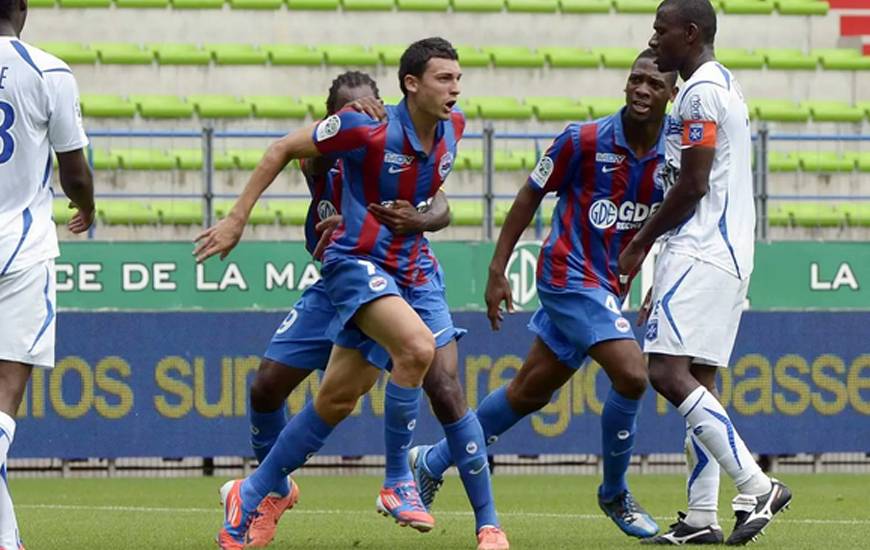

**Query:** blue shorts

left=322, top=256, right=465, bottom=355
left=528, top=283, right=636, bottom=370
left=263, top=280, right=391, bottom=371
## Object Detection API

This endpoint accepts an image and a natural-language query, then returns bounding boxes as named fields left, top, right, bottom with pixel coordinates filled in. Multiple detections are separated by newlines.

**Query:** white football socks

left=684, top=423, right=720, bottom=528
left=0, top=411, right=20, bottom=550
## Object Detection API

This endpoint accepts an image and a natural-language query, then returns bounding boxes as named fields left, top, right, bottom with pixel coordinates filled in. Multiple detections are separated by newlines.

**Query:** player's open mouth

left=631, top=101, right=651, bottom=114
left=445, top=100, right=457, bottom=110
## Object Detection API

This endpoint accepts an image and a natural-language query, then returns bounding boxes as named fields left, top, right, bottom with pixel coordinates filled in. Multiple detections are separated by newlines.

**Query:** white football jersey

left=663, top=60, right=755, bottom=280
left=0, top=37, right=87, bottom=276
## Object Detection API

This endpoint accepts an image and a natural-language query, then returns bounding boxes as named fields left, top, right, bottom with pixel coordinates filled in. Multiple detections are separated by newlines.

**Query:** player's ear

left=670, top=85, right=679, bottom=102
left=403, top=74, right=419, bottom=95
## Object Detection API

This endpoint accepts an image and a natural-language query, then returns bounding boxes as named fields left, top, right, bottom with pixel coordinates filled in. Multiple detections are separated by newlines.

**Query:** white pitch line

left=15, top=504, right=870, bottom=526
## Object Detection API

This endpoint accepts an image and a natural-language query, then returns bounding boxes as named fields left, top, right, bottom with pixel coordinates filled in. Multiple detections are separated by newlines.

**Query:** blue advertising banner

left=12, top=311, right=870, bottom=459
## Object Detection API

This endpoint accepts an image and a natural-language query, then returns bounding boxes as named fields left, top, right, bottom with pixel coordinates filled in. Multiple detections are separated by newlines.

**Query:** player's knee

left=315, top=386, right=362, bottom=423
left=249, top=374, right=284, bottom=413
left=393, top=333, right=435, bottom=374
left=613, top=367, right=648, bottom=400
left=424, top=371, right=466, bottom=423
left=648, top=363, right=678, bottom=400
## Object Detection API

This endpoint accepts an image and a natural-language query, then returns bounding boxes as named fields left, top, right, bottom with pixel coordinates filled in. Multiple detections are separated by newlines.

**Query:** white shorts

left=643, top=251, right=748, bottom=368
left=0, top=259, right=56, bottom=368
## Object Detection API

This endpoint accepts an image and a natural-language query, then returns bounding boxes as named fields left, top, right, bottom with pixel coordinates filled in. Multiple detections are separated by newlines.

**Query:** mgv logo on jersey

left=588, top=200, right=661, bottom=230
left=384, top=151, right=415, bottom=174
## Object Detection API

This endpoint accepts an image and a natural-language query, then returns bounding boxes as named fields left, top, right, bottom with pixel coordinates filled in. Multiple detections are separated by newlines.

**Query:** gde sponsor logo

left=588, top=200, right=661, bottom=230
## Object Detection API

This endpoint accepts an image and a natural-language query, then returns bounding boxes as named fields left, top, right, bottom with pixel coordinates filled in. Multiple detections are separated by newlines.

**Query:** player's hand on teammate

left=368, top=200, right=424, bottom=235
left=67, top=203, right=95, bottom=234
left=192, top=214, right=246, bottom=263
left=313, top=215, right=342, bottom=260
left=485, top=269, right=514, bottom=331
left=636, top=288, right=653, bottom=326
left=349, top=96, right=387, bottom=121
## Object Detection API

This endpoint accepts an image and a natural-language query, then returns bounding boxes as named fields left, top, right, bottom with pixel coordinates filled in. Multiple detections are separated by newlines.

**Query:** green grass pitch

left=12, top=473, right=870, bottom=549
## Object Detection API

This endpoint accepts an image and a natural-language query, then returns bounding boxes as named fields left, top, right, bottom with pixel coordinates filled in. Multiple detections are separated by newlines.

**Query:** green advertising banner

left=54, top=241, right=866, bottom=311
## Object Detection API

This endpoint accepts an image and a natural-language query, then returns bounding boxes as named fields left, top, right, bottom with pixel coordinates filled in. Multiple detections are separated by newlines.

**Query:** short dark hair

left=325, top=70, right=380, bottom=115
left=0, top=0, right=14, bottom=20
left=398, top=37, right=458, bottom=96
left=634, top=48, right=678, bottom=87
left=660, top=0, right=717, bottom=45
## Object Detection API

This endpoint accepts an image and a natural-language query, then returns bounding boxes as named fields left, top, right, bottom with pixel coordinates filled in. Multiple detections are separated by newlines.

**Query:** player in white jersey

left=0, top=2, right=94, bottom=548
left=618, top=0, right=792, bottom=546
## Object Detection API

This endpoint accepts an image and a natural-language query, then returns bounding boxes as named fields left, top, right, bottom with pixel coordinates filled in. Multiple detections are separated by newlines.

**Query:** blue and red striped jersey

left=312, top=99, right=465, bottom=286
left=300, top=158, right=343, bottom=256
left=529, top=109, right=668, bottom=295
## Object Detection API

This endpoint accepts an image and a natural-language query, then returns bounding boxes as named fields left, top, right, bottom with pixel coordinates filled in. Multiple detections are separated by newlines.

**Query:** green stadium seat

left=88, top=149, right=121, bottom=171
left=272, top=200, right=310, bottom=225
left=208, top=44, right=268, bottom=65
left=785, top=202, right=844, bottom=228
left=248, top=96, right=309, bottom=118
left=797, top=152, right=855, bottom=172
left=300, top=95, right=327, bottom=118
left=152, top=43, right=211, bottom=65
left=514, top=149, right=540, bottom=169
left=613, top=0, right=658, bottom=13
left=53, top=201, right=74, bottom=225
left=560, top=0, right=611, bottom=13
left=538, top=47, right=599, bottom=68
left=397, top=0, right=449, bottom=10
left=115, top=0, right=171, bottom=6
left=375, top=45, right=406, bottom=66
left=175, top=149, right=204, bottom=170
left=132, top=95, right=195, bottom=118
left=750, top=99, right=810, bottom=122
left=812, top=48, right=870, bottom=70
left=841, top=203, right=870, bottom=227
left=455, top=150, right=483, bottom=171
left=189, top=95, right=253, bottom=118
left=486, top=46, right=545, bottom=68
left=99, top=201, right=160, bottom=226
left=716, top=48, right=765, bottom=69
left=766, top=203, right=790, bottom=227
left=527, top=96, right=587, bottom=121
left=80, top=95, right=137, bottom=118
left=720, top=0, right=774, bottom=14
left=456, top=99, right=479, bottom=119
left=505, top=0, right=558, bottom=12
left=767, top=151, right=799, bottom=172
left=803, top=101, right=865, bottom=123
left=493, top=150, right=525, bottom=171
left=93, top=42, right=154, bottom=65
left=115, top=149, right=178, bottom=171
left=172, top=0, right=225, bottom=8
left=214, top=151, right=240, bottom=170
left=287, top=0, right=340, bottom=8
left=38, top=42, right=96, bottom=65
left=471, top=97, right=533, bottom=120
left=775, top=0, right=828, bottom=15
left=232, top=150, right=266, bottom=170
left=342, top=0, right=394, bottom=10
left=230, top=0, right=284, bottom=8
left=215, top=200, right=276, bottom=225
left=264, top=44, right=324, bottom=65
left=58, top=0, right=111, bottom=7
left=321, top=45, right=379, bottom=66
left=455, top=46, right=491, bottom=67
left=759, top=48, right=817, bottom=70
left=843, top=152, right=870, bottom=172
left=494, top=200, right=511, bottom=226
left=154, top=201, right=204, bottom=225
left=596, top=47, right=638, bottom=69
left=450, top=201, right=484, bottom=226
left=586, top=97, right=622, bottom=118
left=452, top=0, right=503, bottom=11
left=28, top=0, right=56, bottom=6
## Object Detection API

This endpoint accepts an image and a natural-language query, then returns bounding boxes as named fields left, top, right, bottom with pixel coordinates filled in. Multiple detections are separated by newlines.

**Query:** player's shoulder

left=683, top=61, right=732, bottom=98
left=14, top=40, right=75, bottom=76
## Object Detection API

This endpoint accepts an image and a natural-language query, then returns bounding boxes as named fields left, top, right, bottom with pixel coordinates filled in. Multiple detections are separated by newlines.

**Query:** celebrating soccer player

left=618, top=0, right=793, bottom=545
left=0, top=2, right=95, bottom=548
left=410, top=48, right=676, bottom=540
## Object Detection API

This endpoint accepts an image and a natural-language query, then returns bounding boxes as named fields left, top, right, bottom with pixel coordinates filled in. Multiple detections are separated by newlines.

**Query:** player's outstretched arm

left=193, top=124, right=320, bottom=262
left=486, top=184, right=545, bottom=330
left=618, top=146, right=714, bottom=276
left=56, top=149, right=95, bottom=234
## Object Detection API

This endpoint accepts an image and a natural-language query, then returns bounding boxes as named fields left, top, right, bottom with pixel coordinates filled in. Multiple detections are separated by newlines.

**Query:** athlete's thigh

left=510, top=337, right=576, bottom=400
left=404, top=271, right=464, bottom=349
left=0, top=260, right=55, bottom=370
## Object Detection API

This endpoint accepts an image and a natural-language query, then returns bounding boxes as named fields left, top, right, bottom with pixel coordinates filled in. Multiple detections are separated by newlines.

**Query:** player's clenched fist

left=193, top=214, right=245, bottom=263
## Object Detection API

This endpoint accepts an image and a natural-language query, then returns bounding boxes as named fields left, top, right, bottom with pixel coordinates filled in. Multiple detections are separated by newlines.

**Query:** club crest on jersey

left=317, top=200, right=337, bottom=221
left=438, top=152, right=454, bottom=179
left=316, top=115, right=341, bottom=141
left=655, top=157, right=680, bottom=192
left=589, top=199, right=662, bottom=230
left=645, top=319, right=658, bottom=341
left=530, top=155, right=554, bottom=188
left=688, top=123, right=705, bottom=144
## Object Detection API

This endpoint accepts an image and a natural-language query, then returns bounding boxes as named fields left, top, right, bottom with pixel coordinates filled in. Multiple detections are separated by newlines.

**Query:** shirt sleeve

left=46, top=69, right=88, bottom=153
left=311, top=107, right=380, bottom=160
left=678, top=83, right=724, bottom=149
left=526, top=123, right=579, bottom=194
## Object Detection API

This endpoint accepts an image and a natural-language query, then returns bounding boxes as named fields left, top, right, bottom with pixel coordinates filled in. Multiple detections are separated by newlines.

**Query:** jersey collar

left=612, top=106, right=666, bottom=162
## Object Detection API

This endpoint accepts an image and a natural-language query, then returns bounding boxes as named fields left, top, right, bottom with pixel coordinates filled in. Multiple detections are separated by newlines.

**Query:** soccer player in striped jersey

left=0, top=2, right=94, bottom=549
left=620, top=0, right=792, bottom=545
left=410, top=49, right=677, bottom=541
left=197, top=38, right=507, bottom=550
